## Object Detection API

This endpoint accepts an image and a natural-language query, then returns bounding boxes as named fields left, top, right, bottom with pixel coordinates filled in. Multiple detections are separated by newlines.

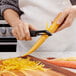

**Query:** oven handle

left=0, top=42, right=17, bottom=45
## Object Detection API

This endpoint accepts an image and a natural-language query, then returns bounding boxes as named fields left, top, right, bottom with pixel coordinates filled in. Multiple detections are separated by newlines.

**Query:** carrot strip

left=44, top=60, right=76, bottom=69
left=53, top=57, right=76, bottom=61
left=22, top=13, right=62, bottom=56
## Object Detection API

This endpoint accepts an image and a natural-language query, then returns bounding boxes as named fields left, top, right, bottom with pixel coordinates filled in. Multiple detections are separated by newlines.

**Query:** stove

left=0, top=16, right=17, bottom=52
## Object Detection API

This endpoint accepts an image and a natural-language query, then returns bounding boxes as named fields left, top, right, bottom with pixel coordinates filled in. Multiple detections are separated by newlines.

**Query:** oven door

left=0, top=38, right=17, bottom=52
left=0, top=18, right=17, bottom=52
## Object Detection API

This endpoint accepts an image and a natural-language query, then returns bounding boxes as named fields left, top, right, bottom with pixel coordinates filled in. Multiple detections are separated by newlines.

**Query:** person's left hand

left=57, top=5, right=76, bottom=31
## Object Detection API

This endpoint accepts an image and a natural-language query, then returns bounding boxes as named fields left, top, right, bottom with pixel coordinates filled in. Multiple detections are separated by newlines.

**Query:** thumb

left=29, top=24, right=38, bottom=31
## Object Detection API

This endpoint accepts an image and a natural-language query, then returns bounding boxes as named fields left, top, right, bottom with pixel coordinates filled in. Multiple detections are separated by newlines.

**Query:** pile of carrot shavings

left=0, top=57, right=45, bottom=71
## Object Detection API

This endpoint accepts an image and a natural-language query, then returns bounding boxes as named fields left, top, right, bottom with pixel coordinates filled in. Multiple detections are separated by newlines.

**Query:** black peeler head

left=30, top=30, right=52, bottom=37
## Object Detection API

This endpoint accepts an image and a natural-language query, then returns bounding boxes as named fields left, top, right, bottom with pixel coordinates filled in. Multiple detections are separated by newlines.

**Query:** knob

left=1, top=27, right=6, bottom=34
left=6, top=27, right=13, bottom=37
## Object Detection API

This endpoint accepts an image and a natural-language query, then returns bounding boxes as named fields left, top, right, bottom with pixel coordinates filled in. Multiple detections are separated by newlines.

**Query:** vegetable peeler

left=30, top=30, right=52, bottom=37
left=22, top=13, right=62, bottom=57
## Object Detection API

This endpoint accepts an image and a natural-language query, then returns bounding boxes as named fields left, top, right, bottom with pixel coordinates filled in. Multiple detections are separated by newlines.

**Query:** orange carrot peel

left=44, top=60, right=76, bottom=69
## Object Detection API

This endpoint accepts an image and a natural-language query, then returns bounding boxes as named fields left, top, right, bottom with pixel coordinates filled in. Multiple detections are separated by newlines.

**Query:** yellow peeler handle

left=22, top=13, right=62, bottom=57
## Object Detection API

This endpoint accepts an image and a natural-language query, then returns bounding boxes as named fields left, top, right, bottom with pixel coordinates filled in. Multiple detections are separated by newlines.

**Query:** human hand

left=57, top=5, right=76, bottom=31
left=12, top=20, right=37, bottom=40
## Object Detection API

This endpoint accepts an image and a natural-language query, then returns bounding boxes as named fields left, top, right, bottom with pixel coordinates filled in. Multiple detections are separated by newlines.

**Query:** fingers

left=12, top=28, right=19, bottom=40
left=12, top=22, right=37, bottom=40
left=29, top=24, right=37, bottom=31
left=56, top=6, right=76, bottom=32
left=18, top=23, right=25, bottom=39
left=23, top=23, right=31, bottom=40
left=57, top=9, right=69, bottom=25
left=57, top=14, right=74, bottom=31
left=12, top=26, right=22, bottom=40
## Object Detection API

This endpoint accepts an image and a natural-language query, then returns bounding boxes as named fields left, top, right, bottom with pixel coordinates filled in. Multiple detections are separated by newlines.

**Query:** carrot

left=44, top=60, right=76, bottom=69
left=22, top=13, right=62, bottom=56
left=52, top=57, right=76, bottom=61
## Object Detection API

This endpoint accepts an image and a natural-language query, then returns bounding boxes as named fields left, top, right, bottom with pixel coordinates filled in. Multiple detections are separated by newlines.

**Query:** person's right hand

left=12, top=20, right=37, bottom=40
